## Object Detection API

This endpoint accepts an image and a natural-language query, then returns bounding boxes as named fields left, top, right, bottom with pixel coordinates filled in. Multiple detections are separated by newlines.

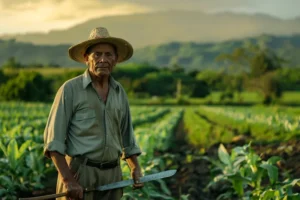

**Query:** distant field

left=130, top=91, right=300, bottom=105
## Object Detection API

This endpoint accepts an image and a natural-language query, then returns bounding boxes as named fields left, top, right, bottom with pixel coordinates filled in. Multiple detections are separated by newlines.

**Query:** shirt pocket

left=75, top=110, right=96, bottom=121
left=73, top=109, right=97, bottom=133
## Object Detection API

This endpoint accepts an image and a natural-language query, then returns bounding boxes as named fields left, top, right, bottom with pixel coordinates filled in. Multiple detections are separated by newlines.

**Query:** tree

left=0, top=71, right=52, bottom=101
left=2, top=57, right=24, bottom=69
left=0, top=70, right=7, bottom=85
left=216, top=44, right=284, bottom=104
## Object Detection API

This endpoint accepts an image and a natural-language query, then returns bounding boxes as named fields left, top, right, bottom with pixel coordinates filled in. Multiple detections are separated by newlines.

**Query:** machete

left=19, top=169, right=176, bottom=200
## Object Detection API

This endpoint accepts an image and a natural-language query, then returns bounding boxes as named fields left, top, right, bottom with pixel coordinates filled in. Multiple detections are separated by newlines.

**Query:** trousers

left=56, top=155, right=123, bottom=200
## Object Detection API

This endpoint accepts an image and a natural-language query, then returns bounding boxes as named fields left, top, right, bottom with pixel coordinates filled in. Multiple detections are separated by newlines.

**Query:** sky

left=0, top=0, right=299, bottom=35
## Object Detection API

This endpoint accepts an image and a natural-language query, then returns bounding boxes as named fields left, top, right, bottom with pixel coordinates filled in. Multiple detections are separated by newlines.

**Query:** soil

left=163, top=117, right=300, bottom=200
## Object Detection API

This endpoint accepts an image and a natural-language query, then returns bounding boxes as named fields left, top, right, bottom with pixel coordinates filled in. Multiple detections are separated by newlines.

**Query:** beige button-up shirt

left=43, top=69, right=141, bottom=162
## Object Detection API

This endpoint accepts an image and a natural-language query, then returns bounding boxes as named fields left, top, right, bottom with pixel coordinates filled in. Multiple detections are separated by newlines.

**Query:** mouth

left=96, top=66, right=108, bottom=69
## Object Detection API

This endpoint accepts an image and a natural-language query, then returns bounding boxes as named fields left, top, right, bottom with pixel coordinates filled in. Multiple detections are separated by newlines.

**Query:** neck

left=89, top=71, right=109, bottom=88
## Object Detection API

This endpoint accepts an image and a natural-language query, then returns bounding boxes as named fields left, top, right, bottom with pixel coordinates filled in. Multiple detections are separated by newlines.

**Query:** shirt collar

left=82, top=69, right=119, bottom=91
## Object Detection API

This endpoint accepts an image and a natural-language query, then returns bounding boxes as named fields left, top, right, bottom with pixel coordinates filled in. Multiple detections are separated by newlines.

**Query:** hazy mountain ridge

left=1, top=34, right=300, bottom=70
left=1, top=10, right=300, bottom=48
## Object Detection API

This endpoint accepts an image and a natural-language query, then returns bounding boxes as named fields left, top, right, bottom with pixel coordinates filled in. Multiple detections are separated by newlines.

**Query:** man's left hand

left=131, top=168, right=144, bottom=189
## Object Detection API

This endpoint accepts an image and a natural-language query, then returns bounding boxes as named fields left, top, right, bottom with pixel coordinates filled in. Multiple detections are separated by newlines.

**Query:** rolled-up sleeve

left=121, top=98, right=141, bottom=160
left=44, top=83, right=73, bottom=158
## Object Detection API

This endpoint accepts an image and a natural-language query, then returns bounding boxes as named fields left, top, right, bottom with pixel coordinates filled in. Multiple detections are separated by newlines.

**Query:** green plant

left=205, top=143, right=300, bottom=200
left=0, top=139, right=53, bottom=198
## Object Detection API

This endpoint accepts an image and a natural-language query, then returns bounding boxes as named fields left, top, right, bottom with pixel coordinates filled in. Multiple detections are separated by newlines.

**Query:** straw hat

left=68, top=27, right=133, bottom=63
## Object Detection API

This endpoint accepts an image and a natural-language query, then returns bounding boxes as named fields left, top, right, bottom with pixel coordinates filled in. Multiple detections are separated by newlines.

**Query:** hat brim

left=68, top=37, right=133, bottom=63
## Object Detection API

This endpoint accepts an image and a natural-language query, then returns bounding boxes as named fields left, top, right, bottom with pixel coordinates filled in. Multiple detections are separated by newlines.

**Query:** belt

left=74, top=156, right=120, bottom=170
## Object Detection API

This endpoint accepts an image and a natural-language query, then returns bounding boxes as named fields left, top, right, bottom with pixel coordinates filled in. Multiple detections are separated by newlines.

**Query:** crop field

left=0, top=102, right=300, bottom=199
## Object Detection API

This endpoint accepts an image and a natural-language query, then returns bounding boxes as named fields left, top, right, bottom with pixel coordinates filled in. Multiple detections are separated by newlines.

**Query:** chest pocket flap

left=75, top=110, right=96, bottom=121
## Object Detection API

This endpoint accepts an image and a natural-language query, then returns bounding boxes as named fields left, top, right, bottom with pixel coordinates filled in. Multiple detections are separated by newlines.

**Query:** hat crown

left=89, top=27, right=110, bottom=39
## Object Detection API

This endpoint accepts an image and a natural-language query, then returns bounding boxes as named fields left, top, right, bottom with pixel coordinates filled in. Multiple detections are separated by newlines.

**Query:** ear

left=84, top=53, right=89, bottom=65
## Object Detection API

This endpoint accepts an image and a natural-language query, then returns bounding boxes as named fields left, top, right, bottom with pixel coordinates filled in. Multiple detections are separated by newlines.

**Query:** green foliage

left=0, top=63, right=299, bottom=103
left=183, top=108, right=234, bottom=149
left=0, top=103, right=183, bottom=199
left=1, top=57, right=24, bottom=69
left=190, top=80, right=210, bottom=98
left=0, top=69, right=8, bottom=85
left=0, top=139, right=53, bottom=198
left=0, top=71, right=51, bottom=101
left=205, top=143, right=300, bottom=199
left=217, top=44, right=285, bottom=104
left=50, top=69, right=83, bottom=93
left=277, top=68, right=300, bottom=91
left=199, top=106, right=300, bottom=142
left=113, top=63, right=159, bottom=80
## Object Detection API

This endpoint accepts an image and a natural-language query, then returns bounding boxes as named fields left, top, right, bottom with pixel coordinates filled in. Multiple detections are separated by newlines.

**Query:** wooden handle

left=19, top=192, right=67, bottom=200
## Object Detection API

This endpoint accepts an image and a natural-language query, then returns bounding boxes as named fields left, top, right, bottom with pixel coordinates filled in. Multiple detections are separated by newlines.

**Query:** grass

left=129, top=91, right=300, bottom=106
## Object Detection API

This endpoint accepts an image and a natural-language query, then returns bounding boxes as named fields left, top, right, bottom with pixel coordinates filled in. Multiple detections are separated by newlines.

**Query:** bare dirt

left=163, top=116, right=300, bottom=200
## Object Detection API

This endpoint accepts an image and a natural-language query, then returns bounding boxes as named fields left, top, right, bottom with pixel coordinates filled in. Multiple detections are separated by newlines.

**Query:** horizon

left=0, top=0, right=300, bottom=35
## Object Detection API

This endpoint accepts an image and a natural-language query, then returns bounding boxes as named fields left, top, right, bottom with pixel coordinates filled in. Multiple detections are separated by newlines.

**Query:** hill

left=1, top=34, right=300, bottom=70
left=1, top=10, right=300, bottom=48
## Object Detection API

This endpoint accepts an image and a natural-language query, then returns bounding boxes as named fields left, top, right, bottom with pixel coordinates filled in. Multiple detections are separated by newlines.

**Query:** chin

left=96, top=72, right=110, bottom=77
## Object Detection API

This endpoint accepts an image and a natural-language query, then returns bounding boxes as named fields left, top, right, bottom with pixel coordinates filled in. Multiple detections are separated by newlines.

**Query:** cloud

left=0, top=0, right=299, bottom=35
left=0, top=0, right=151, bottom=34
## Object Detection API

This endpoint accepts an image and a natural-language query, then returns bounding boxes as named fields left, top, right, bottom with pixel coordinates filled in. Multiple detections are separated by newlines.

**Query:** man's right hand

left=65, top=180, right=83, bottom=199
left=49, top=151, right=84, bottom=199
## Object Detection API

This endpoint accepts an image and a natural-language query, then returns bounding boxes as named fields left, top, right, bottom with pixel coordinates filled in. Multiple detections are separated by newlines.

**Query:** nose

left=99, top=54, right=107, bottom=62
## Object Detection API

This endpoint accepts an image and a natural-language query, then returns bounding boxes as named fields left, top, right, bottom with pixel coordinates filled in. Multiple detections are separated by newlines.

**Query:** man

left=44, top=27, right=144, bottom=200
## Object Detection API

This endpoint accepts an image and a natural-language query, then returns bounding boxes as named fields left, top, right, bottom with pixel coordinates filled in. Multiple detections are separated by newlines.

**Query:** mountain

left=1, top=10, right=300, bottom=48
left=1, top=34, right=300, bottom=70
left=131, top=34, right=300, bottom=70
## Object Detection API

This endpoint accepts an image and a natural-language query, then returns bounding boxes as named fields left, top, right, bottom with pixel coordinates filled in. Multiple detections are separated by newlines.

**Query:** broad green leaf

left=252, top=168, right=264, bottom=188
left=267, top=156, right=282, bottom=165
left=260, top=163, right=278, bottom=185
left=0, top=140, right=7, bottom=157
left=7, top=139, right=19, bottom=169
left=0, top=188, right=7, bottom=196
left=19, top=140, right=32, bottom=157
left=260, top=190, right=276, bottom=200
left=157, top=179, right=171, bottom=195
left=286, top=194, right=300, bottom=200
left=0, top=175, right=14, bottom=187
left=179, top=194, right=190, bottom=200
left=232, top=146, right=245, bottom=155
left=218, top=144, right=231, bottom=166
left=290, top=179, right=300, bottom=187
left=26, top=152, right=37, bottom=169
left=227, top=173, right=250, bottom=197
left=233, top=156, right=246, bottom=168
left=148, top=189, right=174, bottom=199
left=232, top=179, right=244, bottom=197
left=122, top=192, right=138, bottom=199
left=216, top=191, right=234, bottom=200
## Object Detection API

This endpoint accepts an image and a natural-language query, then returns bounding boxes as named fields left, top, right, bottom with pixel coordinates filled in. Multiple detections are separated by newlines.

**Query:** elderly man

left=44, top=27, right=143, bottom=200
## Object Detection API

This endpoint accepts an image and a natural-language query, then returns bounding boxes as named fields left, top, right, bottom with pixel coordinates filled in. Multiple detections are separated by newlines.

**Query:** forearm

left=49, top=151, right=75, bottom=184
left=125, top=154, right=141, bottom=170
left=126, top=154, right=143, bottom=188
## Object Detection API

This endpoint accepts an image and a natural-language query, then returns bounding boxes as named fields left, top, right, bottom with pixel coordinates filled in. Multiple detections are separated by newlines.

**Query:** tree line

left=0, top=45, right=299, bottom=104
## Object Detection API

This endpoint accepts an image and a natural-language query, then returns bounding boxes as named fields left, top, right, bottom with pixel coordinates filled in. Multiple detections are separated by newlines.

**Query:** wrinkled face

left=84, top=43, right=118, bottom=78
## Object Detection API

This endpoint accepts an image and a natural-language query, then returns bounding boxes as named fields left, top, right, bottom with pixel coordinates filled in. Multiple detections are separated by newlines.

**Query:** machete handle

left=19, top=192, right=67, bottom=200
left=18, top=187, right=95, bottom=200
